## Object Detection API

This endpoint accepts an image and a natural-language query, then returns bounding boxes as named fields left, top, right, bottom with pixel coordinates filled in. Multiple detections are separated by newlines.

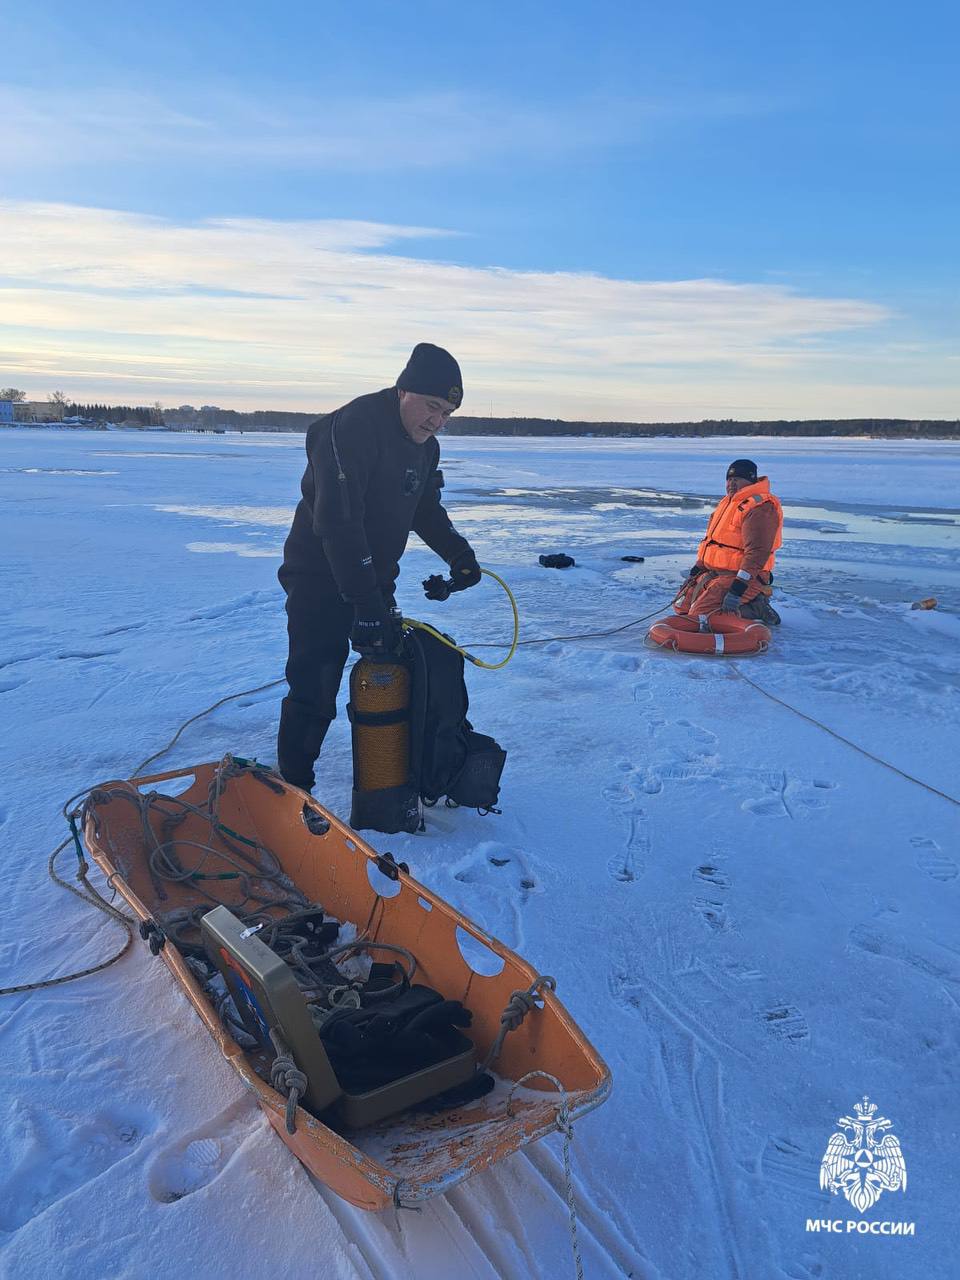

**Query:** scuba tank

left=348, top=651, right=421, bottom=835
left=347, top=578, right=509, bottom=836
left=351, top=657, right=411, bottom=791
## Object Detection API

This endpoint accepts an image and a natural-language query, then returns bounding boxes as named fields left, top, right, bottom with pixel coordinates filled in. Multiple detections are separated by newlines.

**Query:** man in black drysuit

left=277, top=343, right=480, bottom=792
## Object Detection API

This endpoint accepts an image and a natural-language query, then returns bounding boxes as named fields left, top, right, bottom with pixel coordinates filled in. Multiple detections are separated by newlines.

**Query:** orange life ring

left=647, top=612, right=771, bottom=656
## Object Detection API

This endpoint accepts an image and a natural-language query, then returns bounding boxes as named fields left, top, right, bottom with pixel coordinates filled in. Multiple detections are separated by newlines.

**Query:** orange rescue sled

left=647, top=612, right=771, bottom=656
left=82, top=761, right=610, bottom=1210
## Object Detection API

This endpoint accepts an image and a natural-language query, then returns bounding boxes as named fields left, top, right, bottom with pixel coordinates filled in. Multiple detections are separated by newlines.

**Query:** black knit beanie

left=396, top=343, right=463, bottom=407
left=727, top=458, right=758, bottom=482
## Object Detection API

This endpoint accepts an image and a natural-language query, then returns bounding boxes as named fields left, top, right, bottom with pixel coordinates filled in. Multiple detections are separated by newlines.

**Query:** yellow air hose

left=402, top=568, right=519, bottom=670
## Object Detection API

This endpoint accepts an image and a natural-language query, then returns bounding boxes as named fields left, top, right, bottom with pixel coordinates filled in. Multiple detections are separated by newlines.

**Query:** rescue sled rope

left=131, top=678, right=284, bottom=778
left=732, top=666, right=960, bottom=808
left=482, top=976, right=558, bottom=1070
left=0, top=838, right=135, bottom=997
left=0, top=755, right=287, bottom=998
left=508, top=1071, right=584, bottom=1280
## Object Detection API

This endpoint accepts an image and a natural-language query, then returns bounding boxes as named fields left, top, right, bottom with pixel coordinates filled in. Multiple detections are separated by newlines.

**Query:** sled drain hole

left=137, top=773, right=195, bottom=798
left=366, top=859, right=402, bottom=898
left=456, top=926, right=505, bottom=977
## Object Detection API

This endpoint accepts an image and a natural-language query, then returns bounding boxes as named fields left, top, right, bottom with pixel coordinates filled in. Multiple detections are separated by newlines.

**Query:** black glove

left=350, top=592, right=401, bottom=655
left=721, top=577, right=748, bottom=614
left=687, top=562, right=706, bottom=581
left=448, top=548, right=481, bottom=592
left=422, top=573, right=452, bottom=602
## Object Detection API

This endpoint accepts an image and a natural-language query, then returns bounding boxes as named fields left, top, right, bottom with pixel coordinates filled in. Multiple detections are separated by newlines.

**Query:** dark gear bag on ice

left=408, top=627, right=507, bottom=814
left=348, top=627, right=506, bottom=833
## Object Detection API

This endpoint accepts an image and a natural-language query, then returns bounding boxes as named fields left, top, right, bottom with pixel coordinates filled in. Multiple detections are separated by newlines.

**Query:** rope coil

left=482, top=975, right=557, bottom=1070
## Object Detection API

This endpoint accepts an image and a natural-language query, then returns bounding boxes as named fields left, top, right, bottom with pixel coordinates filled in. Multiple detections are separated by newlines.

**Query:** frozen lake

left=2, top=428, right=959, bottom=1280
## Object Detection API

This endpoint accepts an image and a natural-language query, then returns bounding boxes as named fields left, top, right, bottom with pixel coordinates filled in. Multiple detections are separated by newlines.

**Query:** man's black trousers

left=276, top=575, right=354, bottom=792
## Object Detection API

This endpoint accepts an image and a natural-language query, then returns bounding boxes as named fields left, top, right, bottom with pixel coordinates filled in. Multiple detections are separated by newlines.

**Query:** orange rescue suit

left=697, top=477, right=783, bottom=575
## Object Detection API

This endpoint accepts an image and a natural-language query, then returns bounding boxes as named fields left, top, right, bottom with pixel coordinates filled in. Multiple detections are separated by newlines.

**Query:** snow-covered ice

left=2, top=429, right=959, bottom=1279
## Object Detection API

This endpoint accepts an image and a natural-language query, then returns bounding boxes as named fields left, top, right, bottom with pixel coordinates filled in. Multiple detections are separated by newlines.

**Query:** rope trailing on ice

left=467, top=595, right=681, bottom=651
left=0, top=833, right=135, bottom=997
left=508, top=1071, right=583, bottom=1280
left=128, top=598, right=679, bottom=776
left=482, top=975, right=557, bottom=1070
left=269, top=1028, right=308, bottom=1135
left=403, top=567, right=520, bottom=669
left=131, top=679, right=283, bottom=777
left=732, top=665, right=960, bottom=808
left=0, top=753, right=282, bottom=998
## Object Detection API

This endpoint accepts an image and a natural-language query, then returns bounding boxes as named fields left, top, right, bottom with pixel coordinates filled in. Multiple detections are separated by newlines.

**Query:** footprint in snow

left=147, top=1103, right=250, bottom=1204
left=911, top=836, right=958, bottom=883
left=692, top=860, right=736, bottom=934
left=602, top=652, right=641, bottom=673
left=757, top=1003, right=810, bottom=1044
left=741, top=773, right=838, bottom=820
left=451, top=841, right=538, bottom=893
left=646, top=717, right=718, bottom=758
left=641, top=761, right=837, bottom=820
left=606, top=812, right=649, bottom=883
left=0, top=1108, right=148, bottom=1232
left=601, top=780, right=635, bottom=808
left=848, top=920, right=960, bottom=985
left=150, top=1138, right=226, bottom=1203
left=718, top=960, right=764, bottom=983
left=758, top=1134, right=825, bottom=1198
left=782, top=1255, right=825, bottom=1280
left=694, top=864, right=730, bottom=890
left=631, top=672, right=652, bottom=703
left=447, top=842, right=539, bottom=948
left=601, top=772, right=648, bottom=882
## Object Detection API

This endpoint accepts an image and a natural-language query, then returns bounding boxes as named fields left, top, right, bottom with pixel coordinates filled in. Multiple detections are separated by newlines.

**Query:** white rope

left=508, top=1070, right=583, bottom=1280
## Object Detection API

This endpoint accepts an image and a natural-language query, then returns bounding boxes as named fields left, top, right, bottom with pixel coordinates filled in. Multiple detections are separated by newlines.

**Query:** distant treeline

left=68, top=403, right=315, bottom=430
left=63, top=404, right=960, bottom=438
left=445, top=416, right=960, bottom=439
left=67, top=403, right=159, bottom=425
left=162, top=407, right=318, bottom=430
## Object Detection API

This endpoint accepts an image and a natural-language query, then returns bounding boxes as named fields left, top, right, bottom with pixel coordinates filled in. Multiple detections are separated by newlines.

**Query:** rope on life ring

left=647, top=612, right=771, bottom=656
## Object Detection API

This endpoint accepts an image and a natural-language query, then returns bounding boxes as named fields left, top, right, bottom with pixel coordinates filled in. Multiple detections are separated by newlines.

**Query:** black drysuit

left=277, top=387, right=470, bottom=790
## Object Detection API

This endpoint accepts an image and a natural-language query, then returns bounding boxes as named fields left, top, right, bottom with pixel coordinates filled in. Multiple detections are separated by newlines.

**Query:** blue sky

left=1, top=0, right=957, bottom=419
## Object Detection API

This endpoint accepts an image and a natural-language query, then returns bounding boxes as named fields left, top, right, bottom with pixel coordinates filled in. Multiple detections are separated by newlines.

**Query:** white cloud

left=0, top=84, right=780, bottom=173
left=0, top=200, right=950, bottom=420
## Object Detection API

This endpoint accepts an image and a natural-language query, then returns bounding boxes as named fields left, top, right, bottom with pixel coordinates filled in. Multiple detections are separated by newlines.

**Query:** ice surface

left=1, top=428, right=958, bottom=1279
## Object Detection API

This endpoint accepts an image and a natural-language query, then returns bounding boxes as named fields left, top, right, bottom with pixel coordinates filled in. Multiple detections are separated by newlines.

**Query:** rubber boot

left=740, top=595, right=781, bottom=626
left=277, top=697, right=332, bottom=792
